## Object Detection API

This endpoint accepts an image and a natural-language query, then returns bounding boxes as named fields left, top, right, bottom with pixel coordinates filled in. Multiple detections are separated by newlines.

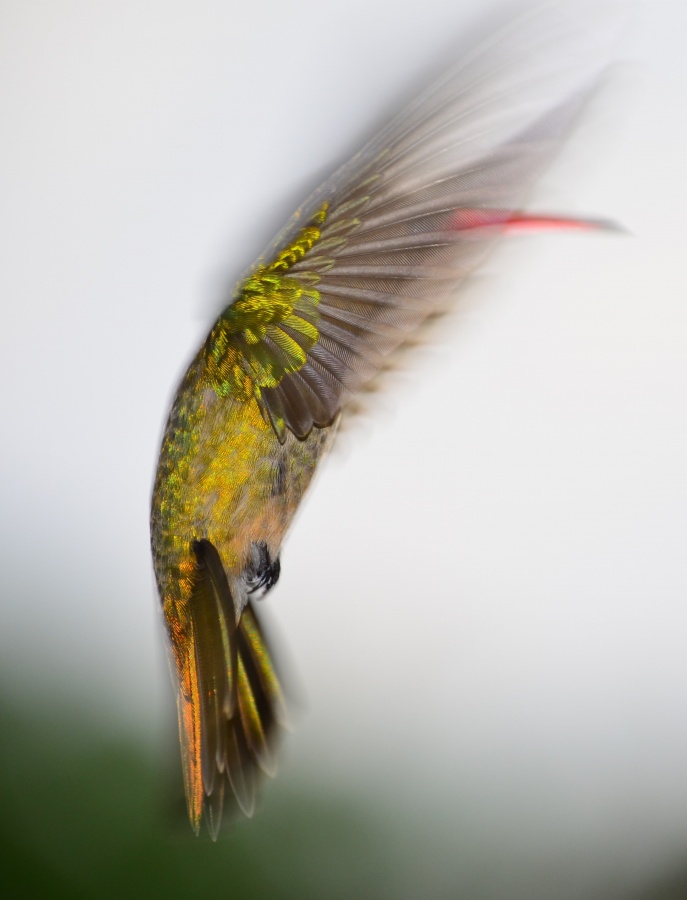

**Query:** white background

left=1, top=0, right=686, bottom=891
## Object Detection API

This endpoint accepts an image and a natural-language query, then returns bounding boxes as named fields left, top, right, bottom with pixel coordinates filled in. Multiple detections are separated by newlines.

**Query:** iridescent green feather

left=204, top=203, right=331, bottom=438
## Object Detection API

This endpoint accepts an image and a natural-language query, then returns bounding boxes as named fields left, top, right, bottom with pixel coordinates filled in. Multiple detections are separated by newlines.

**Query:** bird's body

left=152, top=363, right=333, bottom=832
left=151, top=6, right=616, bottom=837
left=151, top=353, right=333, bottom=610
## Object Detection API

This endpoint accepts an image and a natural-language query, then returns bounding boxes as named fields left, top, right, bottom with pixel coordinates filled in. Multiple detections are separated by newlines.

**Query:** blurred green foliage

left=0, top=690, right=457, bottom=900
left=3, top=686, right=687, bottom=900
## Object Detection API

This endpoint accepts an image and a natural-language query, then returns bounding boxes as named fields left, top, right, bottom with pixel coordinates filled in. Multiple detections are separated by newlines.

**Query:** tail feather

left=176, top=538, right=285, bottom=837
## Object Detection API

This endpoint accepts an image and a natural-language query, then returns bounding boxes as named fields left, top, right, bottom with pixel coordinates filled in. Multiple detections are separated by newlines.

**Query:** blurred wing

left=204, top=6, right=616, bottom=440
left=179, top=539, right=287, bottom=838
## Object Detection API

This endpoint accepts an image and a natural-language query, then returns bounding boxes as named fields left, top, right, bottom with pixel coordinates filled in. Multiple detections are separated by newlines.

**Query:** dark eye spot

left=244, top=541, right=281, bottom=599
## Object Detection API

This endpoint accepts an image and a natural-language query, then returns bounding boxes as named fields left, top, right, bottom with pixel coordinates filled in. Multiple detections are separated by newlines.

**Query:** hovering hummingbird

left=151, top=8, right=616, bottom=837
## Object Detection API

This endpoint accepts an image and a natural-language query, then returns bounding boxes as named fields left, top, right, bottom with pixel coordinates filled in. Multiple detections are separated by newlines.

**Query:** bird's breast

left=151, top=356, right=334, bottom=618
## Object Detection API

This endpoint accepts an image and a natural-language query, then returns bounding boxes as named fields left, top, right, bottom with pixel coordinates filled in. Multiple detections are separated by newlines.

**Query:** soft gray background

left=1, top=1, right=686, bottom=897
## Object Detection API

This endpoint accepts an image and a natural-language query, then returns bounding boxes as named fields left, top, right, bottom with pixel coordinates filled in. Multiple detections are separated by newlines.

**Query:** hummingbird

left=151, top=8, right=616, bottom=837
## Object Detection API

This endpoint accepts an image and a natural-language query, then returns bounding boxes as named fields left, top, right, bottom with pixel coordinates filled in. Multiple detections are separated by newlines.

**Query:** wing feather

left=204, top=7, right=616, bottom=439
